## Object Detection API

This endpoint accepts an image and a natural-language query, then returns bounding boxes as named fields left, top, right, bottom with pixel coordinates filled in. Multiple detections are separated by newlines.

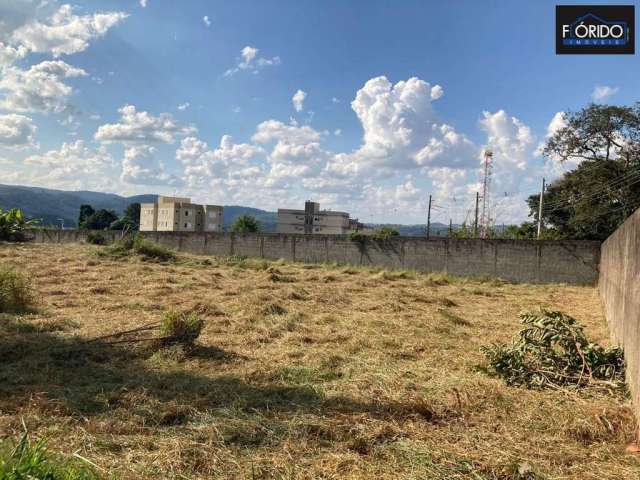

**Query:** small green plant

left=481, top=310, right=625, bottom=389
left=230, top=214, right=261, bottom=233
left=132, top=235, right=175, bottom=262
left=372, top=226, right=399, bottom=240
left=0, top=208, right=39, bottom=242
left=160, top=310, right=203, bottom=347
left=0, top=434, right=100, bottom=479
left=349, top=227, right=400, bottom=244
left=98, top=235, right=175, bottom=262
left=86, top=232, right=106, bottom=245
left=0, top=266, right=32, bottom=313
left=347, top=231, right=367, bottom=244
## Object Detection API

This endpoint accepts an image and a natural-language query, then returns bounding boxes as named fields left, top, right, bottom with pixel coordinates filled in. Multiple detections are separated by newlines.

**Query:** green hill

left=0, top=184, right=442, bottom=235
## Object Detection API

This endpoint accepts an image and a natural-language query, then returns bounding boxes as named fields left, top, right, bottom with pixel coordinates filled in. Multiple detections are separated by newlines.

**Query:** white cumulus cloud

left=292, top=89, right=306, bottom=112
left=177, top=135, right=264, bottom=188
left=0, top=113, right=37, bottom=149
left=10, top=4, right=127, bottom=57
left=203, top=16, right=211, bottom=27
left=224, top=45, right=280, bottom=76
left=591, top=85, right=619, bottom=103
left=0, top=42, right=28, bottom=68
left=331, top=76, right=475, bottom=176
left=0, top=60, right=87, bottom=113
left=121, top=144, right=183, bottom=186
left=95, top=104, right=196, bottom=144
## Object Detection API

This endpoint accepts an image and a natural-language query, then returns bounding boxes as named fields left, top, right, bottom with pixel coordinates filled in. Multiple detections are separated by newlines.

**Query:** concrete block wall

left=30, top=229, right=601, bottom=285
left=599, top=207, right=640, bottom=418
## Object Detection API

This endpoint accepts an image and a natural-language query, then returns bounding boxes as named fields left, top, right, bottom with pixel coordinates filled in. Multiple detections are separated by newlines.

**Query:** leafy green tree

left=82, top=209, right=119, bottom=230
left=531, top=103, right=640, bottom=240
left=110, top=203, right=141, bottom=231
left=0, top=208, right=39, bottom=241
left=230, top=214, right=261, bottom=233
left=123, top=203, right=141, bottom=227
left=78, top=204, right=95, bottom=228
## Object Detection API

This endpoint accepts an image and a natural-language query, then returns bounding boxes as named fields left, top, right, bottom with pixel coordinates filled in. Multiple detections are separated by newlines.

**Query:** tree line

left=78, top=203, right=140, bottom=231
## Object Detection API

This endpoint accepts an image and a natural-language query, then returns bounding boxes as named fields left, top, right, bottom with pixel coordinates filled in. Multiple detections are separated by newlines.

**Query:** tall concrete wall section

left=599, top=208, right=640, bottom=415
left=30, top=229, right=600, bottom=285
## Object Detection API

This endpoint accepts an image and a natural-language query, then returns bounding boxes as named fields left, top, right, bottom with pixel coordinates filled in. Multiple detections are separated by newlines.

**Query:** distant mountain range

left=0, top=184, right=447, bottom=236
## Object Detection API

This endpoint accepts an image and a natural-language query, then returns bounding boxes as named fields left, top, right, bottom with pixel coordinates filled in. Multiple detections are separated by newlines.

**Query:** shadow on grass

left=0, top=316, right=428, bottom=424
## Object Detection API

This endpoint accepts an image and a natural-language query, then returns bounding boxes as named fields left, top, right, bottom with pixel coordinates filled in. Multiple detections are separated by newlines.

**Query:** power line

left=542, top=166, right=640, bottom=208
left=541, top=170, right=640, bottom=212
left=538, top=166, right=640, bottom=210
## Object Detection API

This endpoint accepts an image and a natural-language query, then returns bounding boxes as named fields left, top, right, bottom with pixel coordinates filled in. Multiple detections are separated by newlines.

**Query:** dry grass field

left=0, top=242, right=638, bottom=479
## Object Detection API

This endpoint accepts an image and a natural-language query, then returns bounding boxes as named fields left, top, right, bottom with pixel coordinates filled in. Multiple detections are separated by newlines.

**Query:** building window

left=185, top=211, right=189, bottom=216
left=184, top=223, right=188, bottom=228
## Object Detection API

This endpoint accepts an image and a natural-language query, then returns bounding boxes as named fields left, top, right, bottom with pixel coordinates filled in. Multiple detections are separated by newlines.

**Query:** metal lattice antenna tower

left=479, top=150, right=493, bottom=238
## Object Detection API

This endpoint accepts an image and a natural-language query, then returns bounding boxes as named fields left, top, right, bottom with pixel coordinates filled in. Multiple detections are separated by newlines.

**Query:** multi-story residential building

left=277, top=201, right=365, bottom=235
left=140, top=196, right=223, bottom=232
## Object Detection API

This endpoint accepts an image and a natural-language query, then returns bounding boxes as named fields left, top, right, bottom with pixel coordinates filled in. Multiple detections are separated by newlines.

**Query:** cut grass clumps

left=261, top=302, right=287, bottom=316
left=98, top=235, right=176, bottom=262
left=0, top=266, right=32, bottom=313
left=85, top=232, right=106, bottom=245
left=160, top=310, right=203, bottom=348
left=0, top=435, right=100, bottom=480
left=133, top=236, right=175, bottom=262
left=481, top=310, right=625, bottom=390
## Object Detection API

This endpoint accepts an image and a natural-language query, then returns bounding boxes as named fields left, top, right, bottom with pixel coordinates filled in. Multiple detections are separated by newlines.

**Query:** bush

left=0, top=435, right=100, bottom=480
left=160, top=310, right=203, bottom=347
left=373, top=227, right=399, bottom=240
left=349, top=227, right=399, bottom=244
left=481, top=310, right=625, bottom=389
left=0, top=208, right=39, bottom=242
left=347, top=231, right=367, bottom=244
left=86, top=232, right=106, bottom=245
left=132, top=235, right=175, bottom=262
left=97, top=236, right=134, bottom=259
left=0, top=267, right=32, bottom=313
left=98, top=235, right=175, bottom=262
left=230, top=215, right=261, bottom=233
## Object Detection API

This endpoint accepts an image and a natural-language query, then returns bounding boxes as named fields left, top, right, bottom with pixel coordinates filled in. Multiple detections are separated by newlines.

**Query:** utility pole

left=537, top=177, right=545, bottom=239
left=426, top=194, right=432, bottom=239
left=449, top=218, right=452, bottom=237
left=473, top=192, right=479, bottom=238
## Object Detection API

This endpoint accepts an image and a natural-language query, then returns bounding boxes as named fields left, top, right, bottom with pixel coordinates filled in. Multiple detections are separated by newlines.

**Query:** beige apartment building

left=140, top=196, right=223, bottom=232
left=277, top=201, right=365, bottom=235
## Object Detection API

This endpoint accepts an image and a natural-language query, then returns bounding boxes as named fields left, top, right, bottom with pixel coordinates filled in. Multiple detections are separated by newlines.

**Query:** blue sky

left=0, top=0, right=637, bottom=224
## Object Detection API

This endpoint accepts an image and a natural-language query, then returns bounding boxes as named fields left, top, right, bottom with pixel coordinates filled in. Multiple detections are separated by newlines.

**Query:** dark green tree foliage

left=78, top=204, right=94, bottom=228
left=124, top=203, right=141, bottom=226
left=230, top=214, right=261, bottom=233
left=533, top=103, right=640, bottom=240
left=82, top=209, right=119, bottom=230
left=501, top=222, right=560, bottom=240
left=109, top=202, right=141, bottom=231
